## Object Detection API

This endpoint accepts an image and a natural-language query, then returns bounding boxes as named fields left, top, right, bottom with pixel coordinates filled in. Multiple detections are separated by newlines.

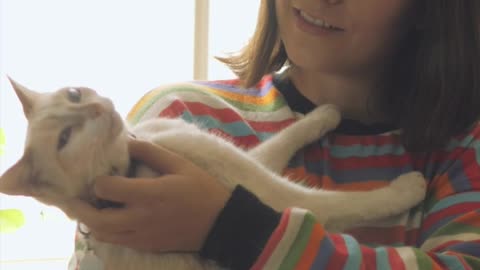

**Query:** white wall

left=0, top=0, right=259, bottom=268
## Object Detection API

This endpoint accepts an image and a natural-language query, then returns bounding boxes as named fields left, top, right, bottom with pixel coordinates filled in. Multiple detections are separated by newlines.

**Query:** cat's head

left=0, top=77, right=130, bottom=216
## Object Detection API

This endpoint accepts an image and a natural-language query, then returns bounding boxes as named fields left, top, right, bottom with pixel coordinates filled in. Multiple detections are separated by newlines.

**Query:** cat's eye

left=67, top=88, right=82, bottom=103
left=58, top=127, right=72, bottom=150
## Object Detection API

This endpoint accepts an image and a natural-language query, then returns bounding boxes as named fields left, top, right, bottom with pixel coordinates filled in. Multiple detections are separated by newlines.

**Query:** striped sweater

left=70, top=75, right=480, bottom=270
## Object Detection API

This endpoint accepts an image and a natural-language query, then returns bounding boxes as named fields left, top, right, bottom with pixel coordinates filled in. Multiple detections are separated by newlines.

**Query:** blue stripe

left=309, top=237, right=335, bottom=270
left=448, top=242, right=480, bottom=257
left=343, top=235, right=362, bottom=270
left=328, top=144, right=406, bottom=158
left=436, top=253, right=467, bottom=269
left=375, top=247, right=391, bottom=270
left=446, top=134, right=480, bottom=164
left=181, top=113, right=274, bottom=141
left=306, top=163, right=412, bottom=183
left=446, top=161, right=473, bottom=193
left=286, top=147, right=413, bottom=183
left=428, top=192, right=480, bottom=214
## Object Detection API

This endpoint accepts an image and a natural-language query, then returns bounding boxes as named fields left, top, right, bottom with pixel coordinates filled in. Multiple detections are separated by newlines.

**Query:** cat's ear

left=0, top=153, right=35, bottom=196
left=7, top=76, right=40, bottom=118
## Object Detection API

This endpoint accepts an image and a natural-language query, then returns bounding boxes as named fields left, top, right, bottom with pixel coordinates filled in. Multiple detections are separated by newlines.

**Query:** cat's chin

left=109, top=111, right=126, bottom=139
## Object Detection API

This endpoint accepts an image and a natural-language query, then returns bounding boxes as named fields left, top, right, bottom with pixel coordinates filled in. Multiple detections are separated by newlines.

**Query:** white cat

left=0, top=78, right=426, bottom=270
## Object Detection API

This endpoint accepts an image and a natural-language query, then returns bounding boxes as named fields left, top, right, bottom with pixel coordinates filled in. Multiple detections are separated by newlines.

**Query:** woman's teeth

left=299, top=10, right=339, bottom=30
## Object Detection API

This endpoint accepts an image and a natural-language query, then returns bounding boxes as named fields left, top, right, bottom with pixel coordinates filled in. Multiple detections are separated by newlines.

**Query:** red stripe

left=455, top=210, right=480, bottom=227
left=158, top=99, right=187, bottom=118
left=459, top=150, right=480, bottom=190
left=248, top=119, right=296, bottom=133
left=360, top=246, right=377, bottom=270
left=159, top=100, right=297, bottom=133
left=251, top=208, right=292, bottom=270
left=324, top=234, right=348, bottom=270
left=388, top=248, right=406, bottom=270
left=346, top=226, right=410, bottom=246
left=454, top=124, right=480, bottom=140
left=160, top=100, right=243, bottom=122
left=422, top=203, right=480, bottom=232
left=442, top=251, right=476, bottom=268
left=430, top=240, right=463, bottom=252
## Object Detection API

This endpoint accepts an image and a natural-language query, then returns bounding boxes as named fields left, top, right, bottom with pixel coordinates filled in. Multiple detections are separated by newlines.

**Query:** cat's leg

left=302, top=171, right=427, bottom=231
left=248, top=104, right=341, bottom=174
left=147, top=127, right=426, bottom=232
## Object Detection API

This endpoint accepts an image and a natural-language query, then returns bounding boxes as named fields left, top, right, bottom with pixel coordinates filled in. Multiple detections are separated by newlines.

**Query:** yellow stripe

left=127, top=82, right=281, bottom=121
left=126, top=89, right=162, bottom=121
left=193, top=84, right=281, bottom=105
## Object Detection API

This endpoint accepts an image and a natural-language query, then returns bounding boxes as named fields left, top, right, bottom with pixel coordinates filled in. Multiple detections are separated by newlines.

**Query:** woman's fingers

left=65, top=199, right=140, bottom=233
left=94, top=175, right=157, bottom=203
left=128, top=138, right=185, bottom=174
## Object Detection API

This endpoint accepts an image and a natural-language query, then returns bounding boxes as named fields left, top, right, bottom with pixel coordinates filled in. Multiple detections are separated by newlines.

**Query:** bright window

left=0, top=1, right=259, bottom=269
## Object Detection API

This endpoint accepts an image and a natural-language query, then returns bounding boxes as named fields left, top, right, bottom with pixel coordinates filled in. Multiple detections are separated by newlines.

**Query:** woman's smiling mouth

left=294, top=8, right=345, bottom=32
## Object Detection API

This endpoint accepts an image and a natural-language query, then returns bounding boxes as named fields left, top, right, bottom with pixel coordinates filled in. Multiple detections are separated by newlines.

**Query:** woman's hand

left=65, top=138, right=231, bottom=252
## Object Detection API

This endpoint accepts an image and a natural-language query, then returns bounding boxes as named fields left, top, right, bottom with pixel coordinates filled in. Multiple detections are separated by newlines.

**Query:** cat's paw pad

left=310, top=104, right=341, bottom=129
left=390, top=171, right=427, bottom=204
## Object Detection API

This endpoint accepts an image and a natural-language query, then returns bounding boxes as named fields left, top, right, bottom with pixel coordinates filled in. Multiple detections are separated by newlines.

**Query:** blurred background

left=0, top=1, right=260, bottom=269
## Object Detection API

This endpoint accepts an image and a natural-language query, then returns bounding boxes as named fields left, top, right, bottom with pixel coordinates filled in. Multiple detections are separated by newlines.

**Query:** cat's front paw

left=310, top=104, right=341, bottom=130
left=389, top=171, right=427, bottom=207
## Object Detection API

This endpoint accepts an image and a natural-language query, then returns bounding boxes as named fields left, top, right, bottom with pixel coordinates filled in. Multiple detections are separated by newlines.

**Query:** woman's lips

left=294, top=8, right=345, bottom=31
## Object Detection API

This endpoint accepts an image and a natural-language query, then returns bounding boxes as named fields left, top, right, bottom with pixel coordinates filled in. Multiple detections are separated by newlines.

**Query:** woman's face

left=276, top=0, right=415, bottom=76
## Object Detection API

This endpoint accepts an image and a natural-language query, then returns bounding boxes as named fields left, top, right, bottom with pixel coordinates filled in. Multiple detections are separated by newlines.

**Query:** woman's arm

left=199, top=131, right=480, bottom=270
left=68, top=138, right=480, bottom=270
left=201, top=186, right=480, bottom=269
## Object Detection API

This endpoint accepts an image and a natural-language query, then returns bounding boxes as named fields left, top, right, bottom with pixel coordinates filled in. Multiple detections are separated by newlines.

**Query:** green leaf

left=0, top=209, right=25, bottom=233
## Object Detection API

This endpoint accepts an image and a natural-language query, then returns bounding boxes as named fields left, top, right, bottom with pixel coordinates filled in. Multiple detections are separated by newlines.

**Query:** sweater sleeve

left=200, top=135, right=480, bottom=270
left=201, top=190, right=480, bottom=270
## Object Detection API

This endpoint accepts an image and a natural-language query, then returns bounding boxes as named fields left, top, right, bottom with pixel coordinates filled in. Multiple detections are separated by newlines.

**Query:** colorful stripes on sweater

left=123, top=75, right=480, bottom=269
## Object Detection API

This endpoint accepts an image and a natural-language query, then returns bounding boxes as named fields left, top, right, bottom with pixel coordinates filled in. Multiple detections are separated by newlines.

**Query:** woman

left=69, top=0, right=480, bottom=269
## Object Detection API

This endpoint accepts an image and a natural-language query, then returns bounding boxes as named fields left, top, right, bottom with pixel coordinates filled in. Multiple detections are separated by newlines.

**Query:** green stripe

left=279, top=213, right=315, bottom=270
left=430, top=222, right=480, bottom=238
left=463, top=255, right=480, bottom=269
left=413, top=248, right=433, bottom=269
left=128, top=85, right=286, bottom=124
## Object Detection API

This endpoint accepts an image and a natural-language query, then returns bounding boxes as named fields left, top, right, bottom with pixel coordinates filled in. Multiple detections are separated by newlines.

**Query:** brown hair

left=218, top=0, right=480, bottom=152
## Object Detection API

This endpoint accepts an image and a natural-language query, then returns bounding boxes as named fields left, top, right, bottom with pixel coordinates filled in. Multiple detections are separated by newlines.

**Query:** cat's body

left=0, top=79, right=426, bottom=270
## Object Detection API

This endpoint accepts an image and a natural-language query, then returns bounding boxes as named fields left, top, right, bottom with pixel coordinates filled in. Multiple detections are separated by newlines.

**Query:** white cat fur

left=0, top=79, right=426, bottom=270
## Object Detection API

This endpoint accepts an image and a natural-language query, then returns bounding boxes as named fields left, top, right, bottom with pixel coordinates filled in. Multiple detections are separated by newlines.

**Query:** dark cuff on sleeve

left=199, top=185, right=282, bottom=270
